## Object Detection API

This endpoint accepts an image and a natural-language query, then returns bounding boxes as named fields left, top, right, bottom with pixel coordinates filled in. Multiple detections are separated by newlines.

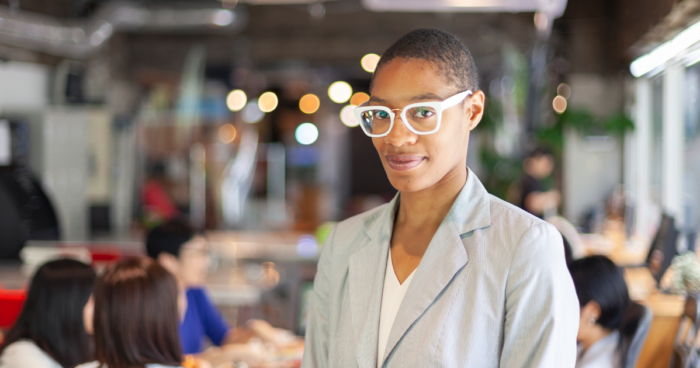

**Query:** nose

left=384, top=116, right=417, bottom=147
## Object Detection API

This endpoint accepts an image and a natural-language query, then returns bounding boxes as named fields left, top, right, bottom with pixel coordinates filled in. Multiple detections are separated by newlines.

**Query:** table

left=583, top=220, right=685, bottom=368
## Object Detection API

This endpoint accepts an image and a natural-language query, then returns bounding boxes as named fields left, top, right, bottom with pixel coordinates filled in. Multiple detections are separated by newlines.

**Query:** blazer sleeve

left=499, top=222, right=580, bottom=368
left=301, top=225, right=337, bottom=368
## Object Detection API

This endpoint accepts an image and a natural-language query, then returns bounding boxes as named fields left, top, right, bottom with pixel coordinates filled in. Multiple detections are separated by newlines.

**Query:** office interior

left=0, top=0, right=699, bottom=367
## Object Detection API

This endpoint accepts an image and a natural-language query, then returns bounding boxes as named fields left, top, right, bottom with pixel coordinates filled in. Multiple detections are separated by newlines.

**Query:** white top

left=0, top=339, right=62, bottom=368
left=575, top=330, right=621, bottom=368
left=377, top=251, right=415, bottom=367
left=76, top=362, right=183, bottom=368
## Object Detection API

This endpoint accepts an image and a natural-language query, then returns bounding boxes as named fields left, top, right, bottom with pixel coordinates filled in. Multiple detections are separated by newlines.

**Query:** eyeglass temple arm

left=441, top=90, right=473, bottom=109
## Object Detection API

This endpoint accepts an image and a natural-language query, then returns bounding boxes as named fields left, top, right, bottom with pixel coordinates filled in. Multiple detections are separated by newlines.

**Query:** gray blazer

left=302, top=170, right=579, bottom=368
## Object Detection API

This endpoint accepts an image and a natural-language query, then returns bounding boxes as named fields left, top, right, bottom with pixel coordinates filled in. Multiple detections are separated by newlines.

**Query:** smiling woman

left=301, top=28, right=579, bottom=368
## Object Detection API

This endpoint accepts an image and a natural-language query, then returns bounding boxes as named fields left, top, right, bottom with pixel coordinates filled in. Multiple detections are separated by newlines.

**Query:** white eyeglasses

left=353, top=90, right=473, bottom=137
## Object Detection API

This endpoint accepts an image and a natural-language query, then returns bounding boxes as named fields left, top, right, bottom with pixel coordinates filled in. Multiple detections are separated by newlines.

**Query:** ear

left=581, top=300, right=602, bottom=321
left=157, top=252, right=180, bottom=276
left=464, top=90, right=485, bottom=130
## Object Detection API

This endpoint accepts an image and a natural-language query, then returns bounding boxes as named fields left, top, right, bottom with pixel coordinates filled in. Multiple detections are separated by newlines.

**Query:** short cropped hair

left=569, top=256, right=630, bottom=330
left=145, top=219, right=196, bottom=259
left=93, top=257, right=182, bottom=368
left=371, top=28, right=479, bottom=92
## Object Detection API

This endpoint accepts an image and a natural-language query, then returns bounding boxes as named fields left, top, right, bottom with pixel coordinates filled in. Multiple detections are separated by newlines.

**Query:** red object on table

left=0, top=289, right=26, bottom=329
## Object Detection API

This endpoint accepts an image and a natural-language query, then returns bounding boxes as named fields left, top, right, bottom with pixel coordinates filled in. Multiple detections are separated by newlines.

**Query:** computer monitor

left=645, top=214, right=679, bottom=286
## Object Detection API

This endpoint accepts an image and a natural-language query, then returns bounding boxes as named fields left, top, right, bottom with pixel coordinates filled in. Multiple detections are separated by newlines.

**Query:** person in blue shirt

left=145, top=220, right=269, bottom=365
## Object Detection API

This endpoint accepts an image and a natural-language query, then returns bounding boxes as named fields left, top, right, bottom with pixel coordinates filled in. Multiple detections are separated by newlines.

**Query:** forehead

left=371, top=58, right=457, bottom=101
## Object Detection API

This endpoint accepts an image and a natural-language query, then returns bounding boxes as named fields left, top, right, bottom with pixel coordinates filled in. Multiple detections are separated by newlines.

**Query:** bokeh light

left=242, top=100, right=264, bottom=123
left=340, top=105, right=359, bottom=127
left=553, top=96, right=567, bottom=114
left=350, top=92, right=370, bottom=106
left=218, top=124, right=237, bottom=143
left=226, top=89, right=247, bottom=112
left=299, top=94, right=321, bottom=114
left=557, top=83, right=572, bottom=99
left=328, top=81, right=352, bottom=104
left=361, top=53, right=380, bottom=73
left=295, top=123, right=319, bottom=145
left=258, top=91, right=279, bottom=113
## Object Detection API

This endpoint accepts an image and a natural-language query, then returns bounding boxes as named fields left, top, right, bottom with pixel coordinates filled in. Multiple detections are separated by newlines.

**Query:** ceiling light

left=350, top=92, right=370, bottom=106
left=553, top=96, right=567, bottom=114
left=630, top=20, right=700, bottom=77
left=226, top=89, right=247, bottom=112
left=218, top=124, right=237, bottom=143
left=361, top=53, right=380, bottom=73
left=328, top=81, right=352, bottom=104
left=242, top=100, right=264, bottom=123
left=299, top=94, right=320, bottom=114
left=340, top=105, right=359, bottom=127
left=258, top=92, right=279, bottom=113
left=295, top=123, right=319, bottom=145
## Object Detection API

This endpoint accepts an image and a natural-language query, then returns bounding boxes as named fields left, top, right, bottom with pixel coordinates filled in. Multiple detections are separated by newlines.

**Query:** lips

left=385, top=154, right=425, bottom=171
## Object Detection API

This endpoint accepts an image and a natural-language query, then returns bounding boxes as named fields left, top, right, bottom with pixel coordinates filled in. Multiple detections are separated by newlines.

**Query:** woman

left=570, top=256, right=630, bottom=368
left=302, top=28, right=578, bottom=368
left=77, top=257, right=184, bottom=368
left=0, top=258, right=96, bottom=368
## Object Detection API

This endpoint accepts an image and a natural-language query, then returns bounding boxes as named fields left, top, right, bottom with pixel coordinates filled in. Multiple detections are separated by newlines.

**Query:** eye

left=412, top=108, right=435, bottom=118
left=373, top=111, right=389, bottom=120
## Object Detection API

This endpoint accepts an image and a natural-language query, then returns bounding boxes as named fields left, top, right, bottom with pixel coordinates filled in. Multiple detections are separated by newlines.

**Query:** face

left=178, top=236, right=211, bottom=287
left=369, top=58, right=485, bottom=193
left=83, top=295, right=94, bottom=335
left=526, top=154, right=555, bottom=179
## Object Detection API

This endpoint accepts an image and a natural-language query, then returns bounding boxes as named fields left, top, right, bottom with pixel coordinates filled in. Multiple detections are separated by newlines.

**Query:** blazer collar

left=362, top=168, right=491, bottom=241
left=350, top=168, right=492, bottom=367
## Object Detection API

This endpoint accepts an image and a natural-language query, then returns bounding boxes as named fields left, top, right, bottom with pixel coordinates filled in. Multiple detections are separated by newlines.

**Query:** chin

left=386, top=173, right=433, bottom=193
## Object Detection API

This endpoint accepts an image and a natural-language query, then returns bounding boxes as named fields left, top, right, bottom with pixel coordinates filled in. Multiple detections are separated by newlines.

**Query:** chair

left=669, top=294, right=700, bottom=368
left=0, top=289, right=26, bottom=330
left=619, top=301, right=653, bottom=368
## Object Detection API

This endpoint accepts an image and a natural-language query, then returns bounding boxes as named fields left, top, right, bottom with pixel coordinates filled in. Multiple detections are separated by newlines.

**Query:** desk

left=624, top=268, right=684, bottom=368
left=583, top=221, right=685, bottom=368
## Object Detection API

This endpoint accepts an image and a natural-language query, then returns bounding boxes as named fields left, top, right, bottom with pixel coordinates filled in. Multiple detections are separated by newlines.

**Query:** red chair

left=0, top=289, right=26, bottom=329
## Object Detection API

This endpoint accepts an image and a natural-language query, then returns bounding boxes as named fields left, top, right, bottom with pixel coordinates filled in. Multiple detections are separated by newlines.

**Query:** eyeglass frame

left=352, top=90, right=473, bottom=137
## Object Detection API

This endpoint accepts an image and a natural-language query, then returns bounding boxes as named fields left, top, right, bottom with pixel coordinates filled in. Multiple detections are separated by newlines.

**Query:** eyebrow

left=369, top=93, right=446, bottom=105
left=409, top=93, right=445, bottom=102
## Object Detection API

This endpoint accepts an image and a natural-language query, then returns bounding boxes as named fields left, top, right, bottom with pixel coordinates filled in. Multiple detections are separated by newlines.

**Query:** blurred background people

left=570, top=255, right=630, bottom=368
left=145, top=220, right=272, bottom=366
left=77, top=257, right=183, bottom=368
left=145, top=220, right=229, bottom=354
left=0, top=259, right=96, bottom=368
left=519, top=147, right=561, bottom=218
left=142, top=162, right=181, bottom=227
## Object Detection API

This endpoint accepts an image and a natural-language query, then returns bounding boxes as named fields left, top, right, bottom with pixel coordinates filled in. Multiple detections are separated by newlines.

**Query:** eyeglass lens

left=360, top=106, right=439, bottom=135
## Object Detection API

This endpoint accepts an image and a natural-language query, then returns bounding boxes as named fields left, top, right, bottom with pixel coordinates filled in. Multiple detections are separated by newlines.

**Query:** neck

left=396, top=166, right=468, bottom=229
left=581, top=326, right=614, bottom=351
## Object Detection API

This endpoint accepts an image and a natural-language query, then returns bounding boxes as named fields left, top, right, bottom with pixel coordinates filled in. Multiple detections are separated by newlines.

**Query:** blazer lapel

left=380, top=219, right=467, bottom=365
left=349, top=196, right=397, bottom=368
left=380, top=168, right=492, bottom=366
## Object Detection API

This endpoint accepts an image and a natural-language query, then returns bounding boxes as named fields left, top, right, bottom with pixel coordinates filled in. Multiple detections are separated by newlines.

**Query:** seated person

left=145, top=220, right=272, bottom=365
left=0, top=259, right=96, bottom=368
left=77, top=257, right=183, bottom=368
left=519, top=147, right=561, bottom=218
left=570, top=255, right=630, bottom=368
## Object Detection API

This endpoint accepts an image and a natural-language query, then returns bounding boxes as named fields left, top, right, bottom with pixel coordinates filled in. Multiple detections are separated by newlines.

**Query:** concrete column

left=663, top=64, right=685, bottom=226
left=634, top=78, right=652, bottom=236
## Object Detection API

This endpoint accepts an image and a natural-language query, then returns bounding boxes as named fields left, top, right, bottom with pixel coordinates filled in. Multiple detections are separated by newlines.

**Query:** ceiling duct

left=361, top=0, right=567, bottom=18
left=0, top=2, right=248, bottom=59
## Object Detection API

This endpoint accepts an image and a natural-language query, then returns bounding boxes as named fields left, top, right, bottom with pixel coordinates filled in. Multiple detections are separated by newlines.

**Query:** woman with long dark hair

left=570, top=255, right=630, bottom=368
left=0, top=258, right=96, bottom=368
left=77, top=257, right=184, bottom=368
